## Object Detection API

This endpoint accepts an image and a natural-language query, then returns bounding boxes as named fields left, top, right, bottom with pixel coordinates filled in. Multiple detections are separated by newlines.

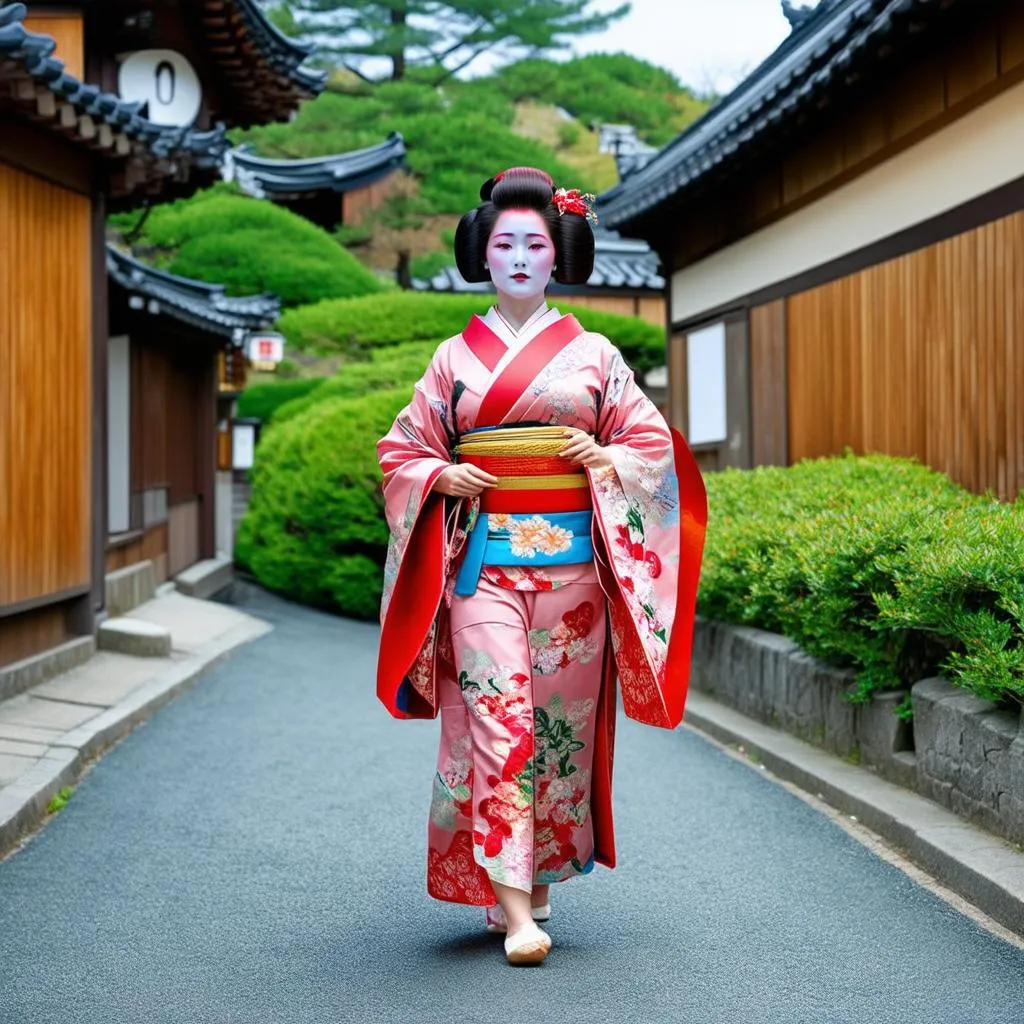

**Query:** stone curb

left=683, top=691, right=1024, bottom=939
left=0, top=617, right=271, bottom=858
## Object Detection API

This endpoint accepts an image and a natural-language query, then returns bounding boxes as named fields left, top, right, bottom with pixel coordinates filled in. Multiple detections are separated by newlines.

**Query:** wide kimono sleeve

left=589, top=339, right=708, bottom=729
left=376, top=343, right=459, bottom=720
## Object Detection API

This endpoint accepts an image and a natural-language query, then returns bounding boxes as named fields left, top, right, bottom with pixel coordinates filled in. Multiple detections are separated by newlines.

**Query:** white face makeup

left=485, top=209, right=556, bottom=302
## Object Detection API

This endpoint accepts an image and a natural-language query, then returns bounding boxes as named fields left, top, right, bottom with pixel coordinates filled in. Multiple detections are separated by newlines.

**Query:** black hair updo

left=454, top=166, right=595, bottom=286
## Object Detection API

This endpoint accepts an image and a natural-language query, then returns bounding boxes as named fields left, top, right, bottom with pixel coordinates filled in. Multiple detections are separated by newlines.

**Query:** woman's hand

left=561, top=429, right=615, bottom=470
left=433, top=464, right=499, bottom=497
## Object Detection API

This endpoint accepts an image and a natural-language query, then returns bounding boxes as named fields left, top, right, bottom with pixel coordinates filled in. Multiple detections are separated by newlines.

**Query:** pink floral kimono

left=377, top=305, right=707, bottom=904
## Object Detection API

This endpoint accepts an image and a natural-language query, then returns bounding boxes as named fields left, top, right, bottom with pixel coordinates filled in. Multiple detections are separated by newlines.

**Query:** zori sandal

left=504, top=922, right=552, bottom=965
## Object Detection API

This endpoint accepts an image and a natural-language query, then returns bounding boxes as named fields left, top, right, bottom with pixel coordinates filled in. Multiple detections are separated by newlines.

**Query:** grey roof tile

left=107, top=245, right=280, bottom=337
left=226, top=132, right=407, bottom=197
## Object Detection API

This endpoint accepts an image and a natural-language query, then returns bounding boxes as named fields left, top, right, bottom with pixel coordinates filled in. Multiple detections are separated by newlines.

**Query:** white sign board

left=686, top=322, right=728, bottom=446
left=247, top=333, right=285, bottom=367
left=119, top=50, right=202, bottom=127
left=232, top=423, right=256, bottom=471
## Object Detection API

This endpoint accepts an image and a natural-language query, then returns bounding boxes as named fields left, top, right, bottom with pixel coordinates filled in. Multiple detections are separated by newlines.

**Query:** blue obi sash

left=453, top=511, right=594, bottom=597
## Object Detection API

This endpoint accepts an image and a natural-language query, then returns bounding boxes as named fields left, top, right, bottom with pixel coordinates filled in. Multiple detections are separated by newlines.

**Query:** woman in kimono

left=376, top=167, right=706, bottom=965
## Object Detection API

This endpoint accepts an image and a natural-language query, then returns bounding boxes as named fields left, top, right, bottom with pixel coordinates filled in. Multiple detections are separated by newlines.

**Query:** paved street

left=1, top=588, right=1022, bottom=1024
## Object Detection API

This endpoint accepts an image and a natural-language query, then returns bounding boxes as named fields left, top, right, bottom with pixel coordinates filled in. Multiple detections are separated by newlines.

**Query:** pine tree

left=272, top=0, right=630, bottom=85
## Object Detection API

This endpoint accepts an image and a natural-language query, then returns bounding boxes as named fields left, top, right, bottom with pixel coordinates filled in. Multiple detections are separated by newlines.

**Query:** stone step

left=105, top=560, right=157, bottom=617
left=97, top=619, right=172, bottom=658
left=175, top=556, right=234, bottom=601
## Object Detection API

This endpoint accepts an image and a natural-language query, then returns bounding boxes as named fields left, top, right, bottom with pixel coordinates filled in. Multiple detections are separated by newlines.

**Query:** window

left=686, top=321, right=728, bottom=446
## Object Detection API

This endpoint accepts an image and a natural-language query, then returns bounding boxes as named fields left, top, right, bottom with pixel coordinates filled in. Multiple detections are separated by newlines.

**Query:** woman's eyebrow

left=491, top=233, right=550, bottom=240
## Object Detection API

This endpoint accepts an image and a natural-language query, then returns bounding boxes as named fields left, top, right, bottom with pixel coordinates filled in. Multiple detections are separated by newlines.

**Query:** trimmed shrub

left=272, top=341, right=436, bottom=424
left=236, top=378, right=325, bottom=421
left=116, top=190, right=383, bottom=307
left=277, top=292, right=667, bottom=373
left=701, top=455, right=1024, bottom=703
left=235, top=389, right=407, bottom=620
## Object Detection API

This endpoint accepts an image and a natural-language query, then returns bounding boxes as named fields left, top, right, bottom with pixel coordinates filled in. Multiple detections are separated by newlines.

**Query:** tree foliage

left=492, top=53, right=712, bottom=146
left=236, top=84, right=589, bottom=215
left=273, top=0, right=629, bottom=84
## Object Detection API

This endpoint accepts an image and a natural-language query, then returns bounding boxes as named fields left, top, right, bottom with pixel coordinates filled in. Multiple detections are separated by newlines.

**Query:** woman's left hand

left=561, top=429, right=614, bottom=470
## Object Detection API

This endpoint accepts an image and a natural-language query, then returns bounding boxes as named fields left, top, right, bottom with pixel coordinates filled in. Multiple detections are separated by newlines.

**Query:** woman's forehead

left=491, top=209, right=550, bottom=237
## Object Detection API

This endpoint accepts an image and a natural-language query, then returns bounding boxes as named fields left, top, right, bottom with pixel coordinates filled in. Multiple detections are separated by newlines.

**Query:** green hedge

left=235, top=378, right=326, bottom=421
left=272, top=341, right=436, bottom=424
left=277, top=292, right=667, bottom=373
left=112, top=190, right=383, bottom=308
left=234, top=389, right=407, bottom=620
left=701, top=456, right=1024, bottom=704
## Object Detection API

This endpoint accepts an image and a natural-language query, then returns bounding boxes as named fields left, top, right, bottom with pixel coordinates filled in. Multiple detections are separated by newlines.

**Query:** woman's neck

left=494, top=294, right=547, bottom=334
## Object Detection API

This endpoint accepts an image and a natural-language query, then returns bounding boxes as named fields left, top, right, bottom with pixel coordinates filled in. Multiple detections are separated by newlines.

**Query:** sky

left=569, top=0, right=794, bottom=95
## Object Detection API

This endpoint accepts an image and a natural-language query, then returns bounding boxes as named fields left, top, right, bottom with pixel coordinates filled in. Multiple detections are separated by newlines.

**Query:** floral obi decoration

left=453, top=426, right=594, bottom=597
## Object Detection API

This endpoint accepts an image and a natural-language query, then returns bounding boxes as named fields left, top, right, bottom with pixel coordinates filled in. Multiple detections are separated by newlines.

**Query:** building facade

left=0, top=1, right=321, bottom=679
left=600, top=0, right=1024, bottom=497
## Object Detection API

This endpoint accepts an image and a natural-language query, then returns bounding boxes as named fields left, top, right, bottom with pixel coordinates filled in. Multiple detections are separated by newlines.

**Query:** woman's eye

left=529, top=244, right=547, bottom=251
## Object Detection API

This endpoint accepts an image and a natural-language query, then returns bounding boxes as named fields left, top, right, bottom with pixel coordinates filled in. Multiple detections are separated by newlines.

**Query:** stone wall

left=691, top=619, right=1024, bottom=845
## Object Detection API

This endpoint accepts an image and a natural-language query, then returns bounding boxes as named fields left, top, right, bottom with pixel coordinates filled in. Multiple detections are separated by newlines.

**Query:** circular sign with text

left=118, top=50, right=202, bottom=127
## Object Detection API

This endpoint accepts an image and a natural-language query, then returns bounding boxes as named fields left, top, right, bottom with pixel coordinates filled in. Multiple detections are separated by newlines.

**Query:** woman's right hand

left=433, top=464, right=499, bottom=497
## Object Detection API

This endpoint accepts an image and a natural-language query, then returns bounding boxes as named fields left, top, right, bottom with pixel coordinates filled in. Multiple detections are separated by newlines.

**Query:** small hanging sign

left=119, top=50, right=202, bottom=126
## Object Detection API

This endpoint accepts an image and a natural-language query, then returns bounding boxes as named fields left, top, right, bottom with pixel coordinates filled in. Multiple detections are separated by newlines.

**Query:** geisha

left=376, top=167, right=707, bottom=965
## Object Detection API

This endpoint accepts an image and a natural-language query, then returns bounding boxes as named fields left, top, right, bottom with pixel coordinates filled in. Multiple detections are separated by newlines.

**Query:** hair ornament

left=553, top=187, right=598, bottom=225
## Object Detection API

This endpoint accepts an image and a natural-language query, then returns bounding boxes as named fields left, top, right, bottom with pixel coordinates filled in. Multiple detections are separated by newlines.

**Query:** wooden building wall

left=786, top=208, right=1024, bottom=500
left=0, top=162, right=92, bottom=610
left=106, top=330, right=216, bottom=581
left=670, top=5, right=1024, bottom=273
left=23, top=12, right=84, bottom=78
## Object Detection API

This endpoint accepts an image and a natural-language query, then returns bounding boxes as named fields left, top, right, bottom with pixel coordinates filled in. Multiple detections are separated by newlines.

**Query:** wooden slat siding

left=667, top=331, right=688, bottom=436
left=636, top=297, right=667, bottom=327
left=23, top=14, right=84, bottom=79
left=0, top=164, right=92, bottom=607
left=168, top=500, right=200, bottom=576
left=134, top=344, right=170, bottom=491
left=787, top=209, right=1024, bottom=500
left=749, top=300, right=788, bottom=466
left=670, top=5, right=1024, bottom=274
left=0, top=605, right=68, bottom=669
left=168, top=356, right=200, bottom=505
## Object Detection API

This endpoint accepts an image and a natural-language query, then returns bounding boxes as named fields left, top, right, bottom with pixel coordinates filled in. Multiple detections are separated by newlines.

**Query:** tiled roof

left=225, top=132, right=407, bottom=197
left=199, top=0, right=326, bottom=126
left=107, top=245, right=280, bottom=337
left=412, top=228, right=664, bottom=295
left=599, top=0, right=972, bottom=229
left=0, top=3, right=228, bottom=196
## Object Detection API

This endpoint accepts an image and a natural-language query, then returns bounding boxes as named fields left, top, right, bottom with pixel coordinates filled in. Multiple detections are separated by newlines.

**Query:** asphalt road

left=1, top=588, right=1023, bottom=1024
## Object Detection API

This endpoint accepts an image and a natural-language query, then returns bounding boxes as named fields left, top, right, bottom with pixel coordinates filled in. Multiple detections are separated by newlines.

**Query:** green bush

left=701, top=455, right=1024, bottom=703
left=113, top=190, right=383, bottom=307
left=272, top=341, right=437, bottom=424
left=235, top=389, right=407, bottom=619
left=236, top=377, right=326, bottom=422
left=277, top=292, right=666, bottom=373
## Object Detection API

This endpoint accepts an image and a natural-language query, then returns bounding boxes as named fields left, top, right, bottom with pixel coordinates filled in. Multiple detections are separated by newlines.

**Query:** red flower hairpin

left=553, top=187, right=598, bottom=224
